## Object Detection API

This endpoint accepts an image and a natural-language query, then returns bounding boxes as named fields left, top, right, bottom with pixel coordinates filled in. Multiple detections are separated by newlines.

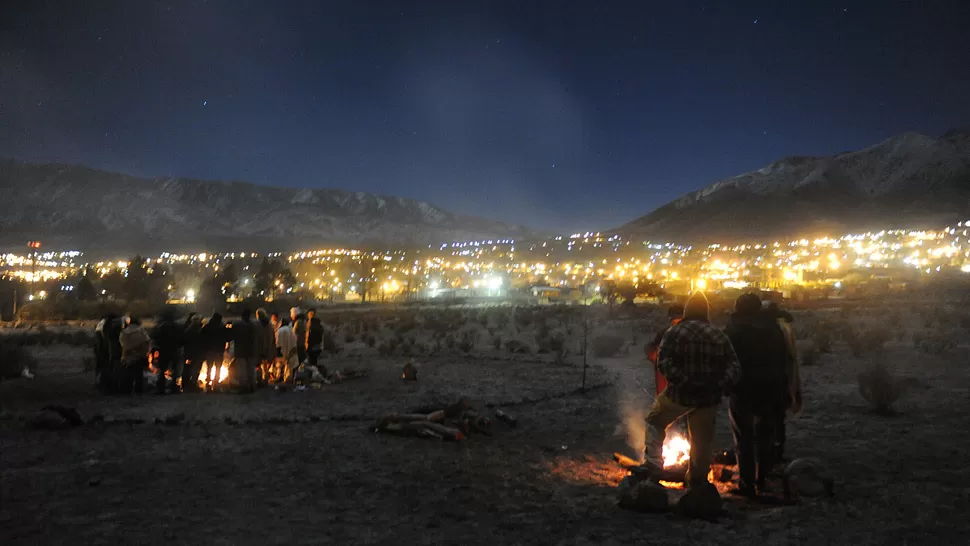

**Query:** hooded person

left=118, top=316, right=150, bottom=395
left=725, top=294, right=790, bottom=496
left=641, top=291, right=741, bottom=489
left=151, top=306, right=184, bottom=395
left=254, top=308, right=277, bottom=386
left=200, top=312, right=229, bottom=390
left=646, top=304, right=685, bottom=394
left=766, top=301, right=801, bottom=462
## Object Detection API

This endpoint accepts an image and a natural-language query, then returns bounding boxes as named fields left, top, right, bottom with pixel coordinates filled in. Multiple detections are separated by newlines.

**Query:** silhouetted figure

left=151, top=307, right=184, bottom=395
left=181, top=313, right=204, bottom=392
left=306, top=316, right=325, bottom=376
left=232, top=308, right=258, bottom=393
left=118, top=316, right=150, bottom=395
left=103, top=314, right=125, bottom=395
left=291, top=307, right=307, bottom=365
left=200, top=312, right=229, bottom=390
left=94, top=314, right=112, bottom=393
left=766, top=302, right=800, bottom=462
left=725, top=293, right=789, bottom=497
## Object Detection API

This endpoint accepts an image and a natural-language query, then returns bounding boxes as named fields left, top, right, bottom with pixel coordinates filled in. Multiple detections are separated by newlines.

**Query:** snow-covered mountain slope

left=0, top=161, right=534, bottom=253
left=616, top=129, right=970, bottom=242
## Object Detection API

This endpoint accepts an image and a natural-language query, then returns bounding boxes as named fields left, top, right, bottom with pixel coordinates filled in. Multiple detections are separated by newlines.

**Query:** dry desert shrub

left=857, top=360, right=907, bottom=415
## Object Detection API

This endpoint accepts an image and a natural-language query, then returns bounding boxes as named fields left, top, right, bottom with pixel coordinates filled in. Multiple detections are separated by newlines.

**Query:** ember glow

left=662, top=433, right=690, bottom=468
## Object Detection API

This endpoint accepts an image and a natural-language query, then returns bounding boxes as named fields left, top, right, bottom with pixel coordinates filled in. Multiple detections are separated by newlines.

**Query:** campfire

left=197, top=360, right=230, bottom=389
left=663, top=433, right=691, bottom=468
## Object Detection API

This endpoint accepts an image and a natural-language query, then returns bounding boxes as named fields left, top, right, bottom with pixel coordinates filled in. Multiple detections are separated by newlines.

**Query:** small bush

left=365, top=335, right=376, bottom=348
left=505, top=339, right=531, bottom=354
left=858, top=361, right=906, bottom=415
left=814, top=329, right=832, bottom=353
left=591, top=334, right=625, bottom=358
left=492, top=335, right=502, bottom=350
left=345, top=331, right=356, bottom=343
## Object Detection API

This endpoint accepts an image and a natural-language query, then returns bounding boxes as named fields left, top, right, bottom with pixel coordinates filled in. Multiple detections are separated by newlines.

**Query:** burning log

left=613, top=452, right=688, bottom=483
left=374, top=419, right=464, bottom=441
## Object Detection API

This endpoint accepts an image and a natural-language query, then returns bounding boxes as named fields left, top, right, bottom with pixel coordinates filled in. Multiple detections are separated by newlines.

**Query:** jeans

left=644, top=391, right=718, bottom=487
left=729, top=397, right=782, bottom=488
left=307, top=349, right=326, bottom=376
left=155, top=353, right=179, bottom=393
left=182, top=359, right=201, bottom=391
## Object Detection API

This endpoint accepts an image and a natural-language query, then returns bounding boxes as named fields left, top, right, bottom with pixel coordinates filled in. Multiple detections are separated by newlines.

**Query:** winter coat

left=293, top=316, right=307, bottom=352
left=119, top=324, right=151, bottom=363
left=231, top=318, right=258, bottom=359
left=104, top=318, right=125, bottom=362
left=253, top=318, right=276, bottom=361
left=152, top=319, right=183, bottom=359
left=200, top=316, right=229, bottom=357
left=306, top=318, right=324, bottom=352
left=276, top=325, right=298, bottom=360
left=183, top=321, right=205, bottom=363
left=724, top=311, right=789, bottom=411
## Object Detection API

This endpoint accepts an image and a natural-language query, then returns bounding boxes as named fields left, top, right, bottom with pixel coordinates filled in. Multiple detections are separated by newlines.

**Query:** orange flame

left=662, top=433, right=690, bottom=468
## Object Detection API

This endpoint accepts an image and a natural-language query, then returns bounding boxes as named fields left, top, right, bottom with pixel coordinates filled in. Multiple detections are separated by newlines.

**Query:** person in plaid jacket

left=642, top=291, right=741, bottom=487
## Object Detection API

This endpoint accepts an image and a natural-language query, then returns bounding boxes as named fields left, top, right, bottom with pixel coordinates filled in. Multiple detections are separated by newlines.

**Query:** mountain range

left=616, top=129, right=970, bottom=242
left=0, top=160, right=533, bottom=254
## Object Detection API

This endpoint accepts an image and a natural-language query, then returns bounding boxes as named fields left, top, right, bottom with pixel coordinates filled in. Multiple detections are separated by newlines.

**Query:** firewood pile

left=373, top=397, right=516, bottom=441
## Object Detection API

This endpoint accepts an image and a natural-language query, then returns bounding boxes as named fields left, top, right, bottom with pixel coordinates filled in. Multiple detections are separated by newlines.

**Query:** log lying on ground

left=613, top=452, right=688, bottom=483
left=374, top=419, right=464, bottom=441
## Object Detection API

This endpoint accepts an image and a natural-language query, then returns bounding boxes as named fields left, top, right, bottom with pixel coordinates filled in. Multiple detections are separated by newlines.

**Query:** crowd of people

left=93, top=306, right=327, bottom=395
left=644, top=291, right=802, bottom=498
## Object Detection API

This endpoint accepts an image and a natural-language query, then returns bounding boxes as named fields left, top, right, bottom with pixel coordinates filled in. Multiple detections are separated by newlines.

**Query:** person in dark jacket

left=151, top=306, right=184, bottom=395
left=200, top=312, right=229, bottom=390
left=118, top=316, right=150, bottom=395
left=306, top=316, right=325, bottom=376
left=231, top=309, right=259, bottom=393
left=181, top=314, right=205, bottom=392
left=253, top=308, right=276, bottom=386
left=725, top=293, right=790, bottom=496
left=103, top=314, right=125, bottom=395
left=765, top=302, right=800, bottom=463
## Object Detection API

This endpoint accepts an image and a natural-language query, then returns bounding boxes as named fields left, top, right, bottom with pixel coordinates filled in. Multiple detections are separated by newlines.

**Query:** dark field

left=3, top=309, right=970, bottom=545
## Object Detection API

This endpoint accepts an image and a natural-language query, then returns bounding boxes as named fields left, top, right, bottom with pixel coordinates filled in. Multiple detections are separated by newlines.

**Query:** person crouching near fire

left=642, top=291, right=740, bottom=488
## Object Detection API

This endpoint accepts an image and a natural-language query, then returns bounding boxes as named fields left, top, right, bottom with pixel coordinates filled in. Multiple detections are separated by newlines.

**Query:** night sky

left=2, top=1, right=969, bottom=234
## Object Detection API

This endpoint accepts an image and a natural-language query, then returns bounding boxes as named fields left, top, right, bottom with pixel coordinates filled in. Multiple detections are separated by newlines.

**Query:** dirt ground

left=3, top=332, right=970, bottom=545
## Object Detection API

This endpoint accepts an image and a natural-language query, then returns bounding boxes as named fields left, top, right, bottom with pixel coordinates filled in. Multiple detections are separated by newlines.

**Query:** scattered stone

left=617, top=476, right=669, bottom=513
left=41, top=405, right=83, bottom=426
left=783, top=458, right=835, bottom=500
left=677, top=482, right=723, bottom=521
left=88, top=478, right=101, bottom=487
left=401, top=359, right=418, bottom=381
left=163, top=413, right=186, bottom=425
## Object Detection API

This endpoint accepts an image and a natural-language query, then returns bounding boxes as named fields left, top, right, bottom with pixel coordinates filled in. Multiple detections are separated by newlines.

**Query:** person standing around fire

left=231, top=309, right=259, bottom=394
left=642, top=291, right=740, bottom=488
left=181, top=314, right=205, bottom=392
left=254, top=308, right=276, bottom=386
left=275, top=317, right=298, bottom=384
left=151, top=306, right=184, bottom=395
left=291, top=307, right=307, bottom=366
left=725, top=294, right=790, bottom=496
left=200, top=312, right=229, bottom=390
left=765, top=301, right=801, bottom=464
